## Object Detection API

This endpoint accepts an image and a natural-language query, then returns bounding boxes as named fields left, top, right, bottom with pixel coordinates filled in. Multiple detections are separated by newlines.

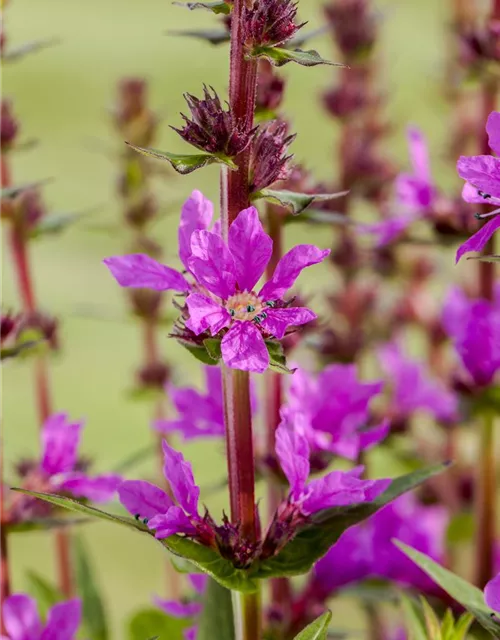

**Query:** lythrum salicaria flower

left=242, top=0, right=305, bottom=48
left=9, top=413, right=122, bottom=522
left=442, top=286, right=500, bottom=388
left=154, top=574, right=208, bottom=640
left=485, top=573, right=500, bottom=613
left=456, top=111, right=500, bottom=261
left=172, top=86, right=253, bottom=157
left=104, top=196, right=329, bottom=373
left=2, top=593, right=81, bottom=640
left=379, top=341, right=458, bottom=423
left=282, top=364, right=389, bottom=461
left=249, top=120, right=295, bottom=192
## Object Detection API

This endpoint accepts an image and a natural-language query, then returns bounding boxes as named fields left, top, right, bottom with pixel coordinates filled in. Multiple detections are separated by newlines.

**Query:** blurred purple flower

left=378, top=341, right=458, bottom=423
left=442, top=286, right=500, bottom=387
left=456, top=111, right=500, bottom=262
left=485, top=573, right=500, bottom=613
left=105, top=197, right=328, bottom=373
left=2, top=593, right=81, bottom=640
left=154, top=574, right=208, bottom=640
left=283, top=364, right=389, bottom=461
left=360, top=127, right=435, bottom=246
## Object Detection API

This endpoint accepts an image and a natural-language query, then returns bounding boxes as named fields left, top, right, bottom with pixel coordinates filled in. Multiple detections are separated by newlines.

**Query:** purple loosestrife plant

left=104, top=201, right=329, bottom=373
left=2, top=594, right=81, bottom=640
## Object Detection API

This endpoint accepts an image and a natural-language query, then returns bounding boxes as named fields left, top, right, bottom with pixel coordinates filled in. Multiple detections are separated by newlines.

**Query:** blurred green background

left=3, top=0, right=460, bottom=635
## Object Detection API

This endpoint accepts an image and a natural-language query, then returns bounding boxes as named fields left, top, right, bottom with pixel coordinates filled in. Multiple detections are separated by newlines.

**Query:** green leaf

left=203, top=338, right=222, bottom=362
left=1, top=179, right=52, bottom=199
left=12, top=490, right=258, bottom=593
left=126, top=143, right=237, bottom=175
left=6, top=517, right=88, bottom=533
left=177, top=339, right=219, bottom=365
left=399, top=594, right=427, bottom=640
left=3, top=38, right=60, bottom=62
left=420, top=597, right=441, bottom=639
left=1, top=340, right=44, bottom=360
left=395, top=542, right=500, bottom=636
left=73, top=534, right=109, bottom=640
left=293, top=611, right=332, bottom=639
left=173, top=0, right=230, bottom=14
left=252, top=464, right=449, bottom=579
left=198, top=579, right=235, bottom=640
left=265, top=341, right=295, bottom=374
left=168, top=28, right=229, bottom=45
left=26, top=571, right=63, bottom=618
left=31, top=210, right=93, bottom=239
left=465, top=254, right=500, bottom=263
left=252, top=189, right=348, bottom=215
left=453, top=613, right=474, bottom=640
left=248, top=47, right=345, bottom=68
left=127, top=608, right=187, bottom=640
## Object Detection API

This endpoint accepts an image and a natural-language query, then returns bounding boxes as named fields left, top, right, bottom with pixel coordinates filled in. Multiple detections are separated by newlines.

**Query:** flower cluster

left=242, top=0, right=305, bottom=48
left=2, top=594, right=81, bottom=640
left=249, top=120, right=295, bottom=192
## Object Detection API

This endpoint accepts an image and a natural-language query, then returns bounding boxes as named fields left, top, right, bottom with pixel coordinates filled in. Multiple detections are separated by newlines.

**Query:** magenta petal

left=261, top=307, right=316, bottom=339
left=487, top=111, right=500, bottom=157
left=154, top=596, right=202, bottom=619
left=178, top=190, right=214, bottom=270
left=185, top=293, right=231, bottom=335
left=3, top=594, right=42, bottom=640
left=118, top=480, right=174, bottom=519
left=188, top=230, right=236, bottom=299
left=259, top=245, right=330, bottom=300
left=189, top=573, right=208, bottom=594
left=358, top=421, right=390, bottom=451
left=358, top=216, right=413, bottom=247
left=228, top=207, right=272, bottom=291
left=407, top=126, right=431, bottom=181
left=485, top=573, right=500, bottom=613
left=456, top=154, right=500, bottom=198
left=221, top=322, right=269, bottom=373
left=162, top=440, right=200, bottom=516
left=184, top=626, right=198, bottom=640
left=149, top=506, right=197, bottom=538
left=40, top=413, right=83, bottom=476
left=58, top=473, right=122, bottom=503
left=103, top=254, right=190, bottom=292
left=41, top=600, right=82, bottom=640
left=275, top=421, right=309, bottom=499
left=462, top=182, right=491, bottom=204
left=455, top=215, right=500, bottom=263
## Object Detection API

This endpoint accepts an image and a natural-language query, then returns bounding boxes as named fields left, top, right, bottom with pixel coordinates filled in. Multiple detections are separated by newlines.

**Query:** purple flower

left=378, top=341, right=458, bottom=423
left=283, top=364, right=389, bottom=461
left=308, top=494, right=447, bottom=598
left=154, top=574, right=208, bottom=640
left=275, top=418, right=390, bottom=516
left=359, top=127, right=434, bottom=246
left=2, top=593, right=81, bottom=640
left=442, top=286, right=500, bottom=387
left=456, top=111, right=500, bottom=261
left=105, top=195, right=328, bottom=373
left=485, top=573, right=500, bottom=613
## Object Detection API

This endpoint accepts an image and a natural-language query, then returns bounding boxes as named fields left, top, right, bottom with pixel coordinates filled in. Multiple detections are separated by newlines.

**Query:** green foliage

left=6, top=517, right=88, bottom=533
left=251, top=464, right=449, bottom=579
left=2, top=38, right=59, bottom=62
left=396, top=542, right=500, bottom=637
left=247, top=47, right=343, bottom=68
left=169, top=28, right=230, bottom=46
left=400, top=595, right=473, bottom=640
left=293, top=611, right=332, bottom=639
left=252, top=189, right=348, bottom=215
left=126, top=143, right=237, bottom=175
left=197, top=579, right=235, bottom=640
left=127, top=609, right=187, bottom=640
left=178, top=339, right=220, bottom=365
left=73, top=534, right=109, bottom=640
left=173, top=0, right=230, bottom=14
left=203, top=338, right=222, bottom=362
left=1, top=339, right=45, bottom=361
left=31, top=210, right=92, bottom=238
left=26, top=571, right=63, bottom=619
left=266, top=341, right=295, bottom=374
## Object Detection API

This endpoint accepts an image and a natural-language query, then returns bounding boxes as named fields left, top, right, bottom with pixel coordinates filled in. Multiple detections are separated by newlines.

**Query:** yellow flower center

left=226, top=292, right=265, bottom=321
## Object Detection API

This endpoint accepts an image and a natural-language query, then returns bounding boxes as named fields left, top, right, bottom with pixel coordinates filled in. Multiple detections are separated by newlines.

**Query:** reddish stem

left=0, top=527, right=10, bottom=635
left=55, top=530, right=73, bottom=597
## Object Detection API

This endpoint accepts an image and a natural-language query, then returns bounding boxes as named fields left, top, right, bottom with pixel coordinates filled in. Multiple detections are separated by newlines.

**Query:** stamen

left=474, top=206, right=500, bottom=220
left=478, top=190, right=492, bottom=199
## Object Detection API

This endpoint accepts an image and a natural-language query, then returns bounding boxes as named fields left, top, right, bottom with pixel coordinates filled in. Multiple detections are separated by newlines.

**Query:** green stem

left=232, top=591, right=262, bottom=640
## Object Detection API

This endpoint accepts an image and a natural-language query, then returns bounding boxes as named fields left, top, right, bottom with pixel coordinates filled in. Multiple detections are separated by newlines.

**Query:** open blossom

left=2, top=594, right=81, bottom=640
left=8, top=413, right=121, bottom=522
left=282, top=364, right=389, bottom=461
left=485, top=573, right=500, bottom=613
left=154, top=574, right=208, bottom=640
left=456, top=111, right=500, bottom=261
left=442, top=286, right=500, bottom=387
left=379, top=341, right=458, bottom=423
left=104, top=194, right=329, bottom=373
left=360, top=127, right=434, bottom=246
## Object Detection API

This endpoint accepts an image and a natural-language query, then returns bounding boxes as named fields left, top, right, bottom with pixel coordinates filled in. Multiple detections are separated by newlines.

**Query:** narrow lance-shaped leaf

left=252, top=188, right=348, bottom=215
left=173, top=0, right=230, bottom=14
left=197, top=579, right=235, bottom=640
left=395, top=542, right=500, bottom=637
left=252, top=463, right=449, bottom=579
left=2, top=38, right=60, bottom=62
left=126, top=143, right=237, bottom=175
left=5, top=516, right=88, bottom=533
left=73, top=534, right=109, bottom=640
left=266, top=341, right=296, bottom=374
left=168, top=28, right=230, bottom=46
left=293, top=611, right=332, bottom=640
left=12, top=489, right=258, bottom=593
left=399, top=594, right=427, bottom=640
left=247, top=46, right=345, bottom=68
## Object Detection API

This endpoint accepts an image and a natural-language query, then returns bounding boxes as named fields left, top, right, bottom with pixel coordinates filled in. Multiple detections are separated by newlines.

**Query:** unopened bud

left=243, top=0, right=305, bottom=48
left=128, top=288, right=163, bottom=320
left=136, top=361, right=171, bottom=390
left=124, top=193, right=157, bottom=228
left=113, top=78, right=157, bottom=147
left=15, top=311, right=59, bottom=350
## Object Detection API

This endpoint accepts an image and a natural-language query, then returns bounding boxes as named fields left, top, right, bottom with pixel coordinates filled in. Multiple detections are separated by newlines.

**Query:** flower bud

left=1, top=311, right=18, bottom=343
left=15, top=311, right=59, bottom=350
left=136, top=361, right=171, bottom=390
left=128, top=288, right=163, bottom=320
left=324, top=0, right=376, bottom=59
left=249, top=120, right=295, bottom=192
left=322, top=77, right=370, bottom=119
left=1, top=99, right=19, bottom=151
left=124, top=193, right=157, bottom=229
left=173, top=86, right=253, bottom=157
left=243, top=0, right=305, bottom=48
left=113, top=78, right=157, bottom=148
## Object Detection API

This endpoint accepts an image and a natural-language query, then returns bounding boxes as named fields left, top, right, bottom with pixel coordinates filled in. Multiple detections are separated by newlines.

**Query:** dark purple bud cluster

left=1, top=99, right=19, bottom=150
left=458, top=19, right=500, bottom=70
left=1, top=188, right=47, bottom=236
left=174, top=86, right=254, bottom=157
left=136, top=361, right=171, bottom=390
left=112, top=78, right=157, bottom=148
left=324, top=0, right=377, bottom=59
left=1, top=311, right=19, bottom=344
left=256, top=60, right=286, bottom=113
left=322, top=69, right=372, bottom=118
left=213, top=514, right=260, bottom=569
left=260, top=500, right=306, bottom=560
left=249, top=120, right=295, bottom=191
left=242, top=0, right=305, bottom=48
